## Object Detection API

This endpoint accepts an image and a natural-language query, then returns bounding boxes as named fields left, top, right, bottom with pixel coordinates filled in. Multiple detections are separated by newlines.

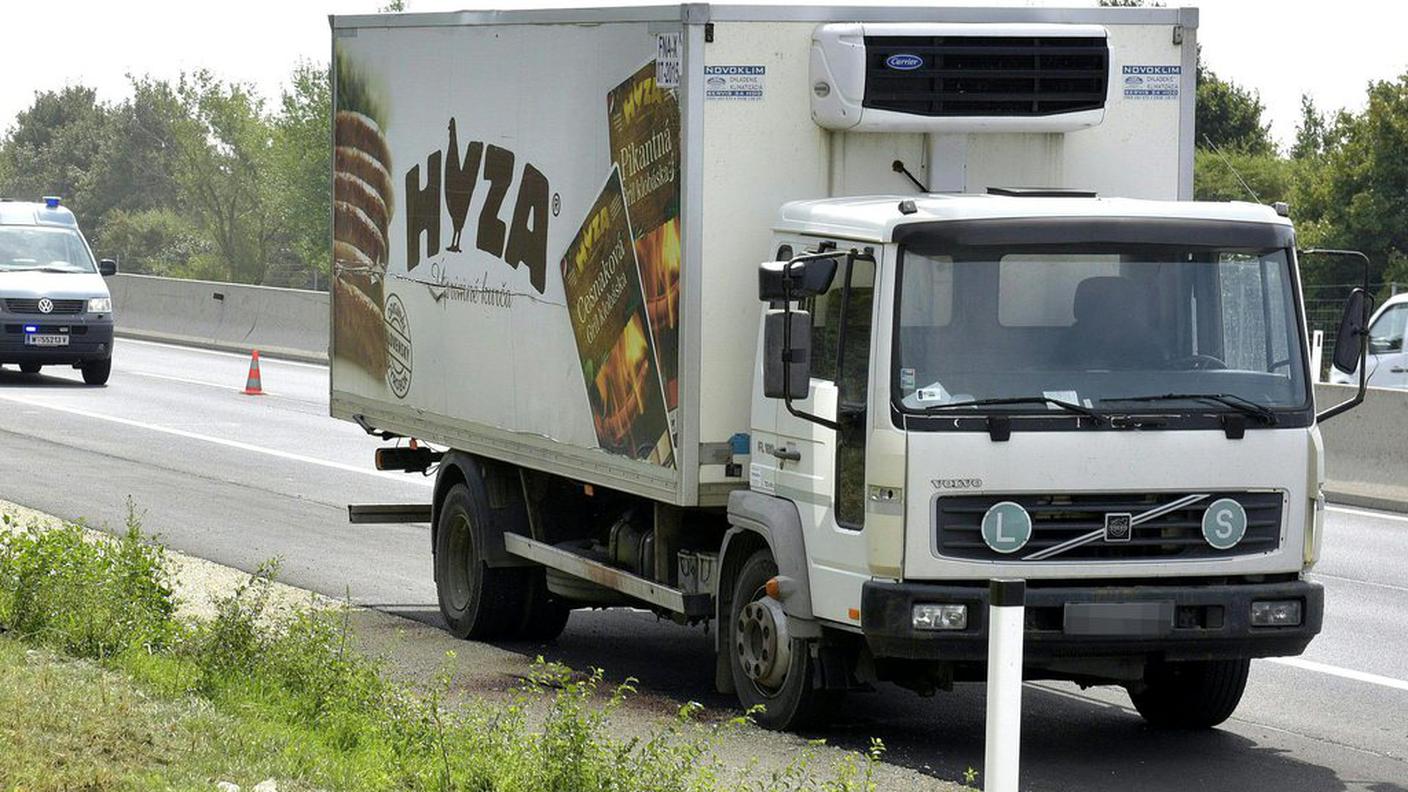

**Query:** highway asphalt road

left=1, top=339, right=1404, bottom=791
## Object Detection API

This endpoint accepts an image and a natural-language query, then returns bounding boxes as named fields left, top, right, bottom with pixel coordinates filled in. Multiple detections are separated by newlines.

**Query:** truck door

left=770, top=249, right=877, bottom=626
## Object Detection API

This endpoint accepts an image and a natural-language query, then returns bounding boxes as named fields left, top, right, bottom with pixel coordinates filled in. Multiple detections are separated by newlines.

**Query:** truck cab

left=0, top=198, right=117, bottom=384
left=740, top=193, right=1326, bottom=727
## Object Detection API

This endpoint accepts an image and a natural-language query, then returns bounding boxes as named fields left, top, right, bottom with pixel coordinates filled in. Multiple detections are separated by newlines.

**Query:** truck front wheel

left=1128, top=658, right=1250, bottom=728
left=434, top=482, right=530, bottom=640
left=727, top=548, right=840, bottom=730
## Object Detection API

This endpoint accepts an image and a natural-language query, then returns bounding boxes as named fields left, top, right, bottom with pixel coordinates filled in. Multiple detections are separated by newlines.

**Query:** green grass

left=0, top=510, right=883, bottom=791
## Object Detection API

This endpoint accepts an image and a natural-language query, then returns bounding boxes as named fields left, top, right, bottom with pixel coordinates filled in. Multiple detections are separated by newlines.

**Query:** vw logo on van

left=37, top=298, right=53, bottom=314
left=885, top=53, right=924, bottom=71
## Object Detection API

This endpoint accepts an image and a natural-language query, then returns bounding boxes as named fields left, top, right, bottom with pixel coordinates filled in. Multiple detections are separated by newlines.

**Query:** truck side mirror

left=98, top=258, right=118, bottom=276
left=758, top=256, right=839, bottom=301
left=763, top=309, right=811, bottom=399
left=1331, top=288, right=1369, bottom=375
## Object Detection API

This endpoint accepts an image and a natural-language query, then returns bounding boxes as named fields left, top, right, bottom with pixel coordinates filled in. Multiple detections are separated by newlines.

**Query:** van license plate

left=25, top=334, right=69, bottom=347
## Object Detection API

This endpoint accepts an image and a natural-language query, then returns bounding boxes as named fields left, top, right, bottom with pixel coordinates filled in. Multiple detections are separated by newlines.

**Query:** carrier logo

left=403, top=117, right=554, bottom=294
left=885, top=53, right=924, bottom=71
left=37, top=298, right=53, bottom=314
left=384, top=293, right=412, bottom=399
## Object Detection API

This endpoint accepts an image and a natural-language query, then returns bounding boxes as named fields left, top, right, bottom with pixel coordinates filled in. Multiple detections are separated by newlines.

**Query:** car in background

left=1329, top=291, right=1408, bottom=390
left=0, top=197, right=116, bottom=385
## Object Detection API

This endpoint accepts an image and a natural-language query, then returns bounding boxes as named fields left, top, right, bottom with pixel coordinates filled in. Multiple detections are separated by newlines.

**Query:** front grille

left=936, top=492, right=1283, bottom=562
left=862, top=35, right=1108, bottom=117
left=5, top=298, right=84, bottom=315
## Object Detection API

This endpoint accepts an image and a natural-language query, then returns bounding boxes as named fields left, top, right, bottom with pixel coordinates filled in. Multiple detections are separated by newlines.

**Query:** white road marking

left=0, top=391, right=431, bottom=488
left=1311, top=571, right=1408, bottom=594
left=1266, top=656, right=1408, bottom=693
left=125, top=369, right=253, bottom=391
left=1326, top=504, right=1408, bottom=524
left=119, top=337, right=328, bottom=370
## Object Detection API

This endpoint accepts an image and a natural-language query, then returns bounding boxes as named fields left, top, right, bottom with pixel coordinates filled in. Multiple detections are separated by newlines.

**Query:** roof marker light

left=43, top=196, right=60, bottom=208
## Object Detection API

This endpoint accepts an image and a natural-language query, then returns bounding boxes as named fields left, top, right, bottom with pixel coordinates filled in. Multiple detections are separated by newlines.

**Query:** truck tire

left=81, top=358, right=111, bottom=385
left=18, top=363, right=41, bottom=374
left=434, top=481, right=530, bottom=640
left=727, top=548, right=840, bottom=730
left=1129, top=658, right=1250, bottom=728
left=517, top=572, right=571, bottom=642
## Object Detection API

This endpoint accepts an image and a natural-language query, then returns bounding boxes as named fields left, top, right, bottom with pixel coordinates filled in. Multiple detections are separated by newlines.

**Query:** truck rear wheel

left=728, top=548, right=840, bottom=730
left=1129, top=658, right=1250, bottom=728
left=517, top=573, right=571, bottom=642
left=434, top=481, right=530, bottom=640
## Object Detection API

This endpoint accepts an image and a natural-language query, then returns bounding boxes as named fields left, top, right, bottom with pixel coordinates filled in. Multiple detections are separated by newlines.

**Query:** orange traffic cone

left=242, top=349, right=264, bottom=395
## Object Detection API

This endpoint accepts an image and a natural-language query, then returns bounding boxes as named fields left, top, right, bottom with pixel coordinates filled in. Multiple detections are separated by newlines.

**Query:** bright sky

left=1, top=0, right=1403, bottom=149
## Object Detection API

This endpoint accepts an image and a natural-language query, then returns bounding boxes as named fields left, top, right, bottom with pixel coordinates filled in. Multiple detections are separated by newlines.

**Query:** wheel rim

left=736, top=589, right=791, bottom=694
left=444, top=513, right=473, bottom=612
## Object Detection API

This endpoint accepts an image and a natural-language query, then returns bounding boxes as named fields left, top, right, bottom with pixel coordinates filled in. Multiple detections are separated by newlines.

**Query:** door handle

left=771, top=446, right=801, bottom=462
left=1391, top=366, right=1407, bottom=373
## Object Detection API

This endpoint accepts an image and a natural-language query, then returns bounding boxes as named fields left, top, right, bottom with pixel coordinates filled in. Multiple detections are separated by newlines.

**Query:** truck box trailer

left=330, top=4, right=1369, bottom=730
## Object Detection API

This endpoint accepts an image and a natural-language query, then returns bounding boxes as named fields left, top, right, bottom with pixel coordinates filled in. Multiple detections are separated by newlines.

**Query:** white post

left=985, top=579, right=1026, bottom=792
left=1310, top=330, right=1324, bottom=384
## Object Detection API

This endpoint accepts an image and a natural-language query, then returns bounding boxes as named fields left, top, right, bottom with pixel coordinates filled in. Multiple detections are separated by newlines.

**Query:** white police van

left=0, top=197, right=116, bottom=385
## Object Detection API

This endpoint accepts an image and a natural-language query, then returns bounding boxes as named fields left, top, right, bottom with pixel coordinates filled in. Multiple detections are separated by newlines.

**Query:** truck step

left=347, top=503, right=433, bottom=523
left=504, top=533, right=711, bottom=619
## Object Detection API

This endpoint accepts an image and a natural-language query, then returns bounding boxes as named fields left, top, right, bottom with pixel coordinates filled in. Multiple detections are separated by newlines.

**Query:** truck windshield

left=894, top=243, right=1308, bottom=417
left=0, top=226, right=97, bottom=273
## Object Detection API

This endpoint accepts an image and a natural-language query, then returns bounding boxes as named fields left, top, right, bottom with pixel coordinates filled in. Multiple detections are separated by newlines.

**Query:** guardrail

left=1315, top=383, right=1408, bottom=513
left=108, top=273, right=328, bottom=363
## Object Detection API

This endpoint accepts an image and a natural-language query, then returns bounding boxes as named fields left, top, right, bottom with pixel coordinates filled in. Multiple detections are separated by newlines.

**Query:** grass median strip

left=0, top=508, right=887, bottom=791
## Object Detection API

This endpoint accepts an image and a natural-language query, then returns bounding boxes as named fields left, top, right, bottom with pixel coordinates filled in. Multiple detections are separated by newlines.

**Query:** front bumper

left=861, top=578, right=1323, bottom=662
left=0, top=317, right=114, bottom=364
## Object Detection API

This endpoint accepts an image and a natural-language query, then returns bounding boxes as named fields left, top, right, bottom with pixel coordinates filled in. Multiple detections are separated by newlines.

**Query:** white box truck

left=329, top=4, right=1371, bottom=730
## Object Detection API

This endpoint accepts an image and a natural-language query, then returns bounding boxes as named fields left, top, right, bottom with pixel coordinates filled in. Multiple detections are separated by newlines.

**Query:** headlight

left=912, top=603, right=968, bottom=631
left=87, top=297, right=111, bottom=313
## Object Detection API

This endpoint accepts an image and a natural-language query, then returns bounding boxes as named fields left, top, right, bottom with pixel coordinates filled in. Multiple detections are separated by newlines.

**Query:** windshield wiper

left=1098, top=393, right=1276, bottom=425
left=920, top=396, right=1106, bottom=425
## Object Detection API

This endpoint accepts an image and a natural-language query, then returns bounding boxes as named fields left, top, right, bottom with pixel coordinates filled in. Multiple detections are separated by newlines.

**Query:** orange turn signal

left=764, top=577, right=781, bottom=599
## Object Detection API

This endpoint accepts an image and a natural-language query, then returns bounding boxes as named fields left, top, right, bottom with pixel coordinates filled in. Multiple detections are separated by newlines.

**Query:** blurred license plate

left=1064, top=601, right=1173, bottom=637
left=24, top=334, right=69, bottom=347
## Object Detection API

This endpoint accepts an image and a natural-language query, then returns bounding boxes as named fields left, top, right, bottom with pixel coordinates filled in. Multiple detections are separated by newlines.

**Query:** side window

left=800, top=249, right=876, bottom=530
left=806, top=253, right=875, bottom=398
left=807, top=279, right=841, bottom=383
left=837, top=257, right=876, bottom=405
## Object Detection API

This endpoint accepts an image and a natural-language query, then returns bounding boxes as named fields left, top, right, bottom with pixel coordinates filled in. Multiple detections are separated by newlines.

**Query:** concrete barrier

left=1316, top=383, right=1408, bottom=512
left=108, top=273, right=328, bottom=363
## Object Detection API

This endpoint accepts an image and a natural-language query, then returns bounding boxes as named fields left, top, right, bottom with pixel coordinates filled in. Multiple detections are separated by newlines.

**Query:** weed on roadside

left=0, top=510, right=886, bottom=791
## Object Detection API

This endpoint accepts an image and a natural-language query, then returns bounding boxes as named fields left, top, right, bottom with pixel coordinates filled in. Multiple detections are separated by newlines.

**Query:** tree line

left=1194, top=65, right=1408, bottom=294
left=0, top=65, right=328, bottom=288
left=1, top=55, right=1405, bottom=293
